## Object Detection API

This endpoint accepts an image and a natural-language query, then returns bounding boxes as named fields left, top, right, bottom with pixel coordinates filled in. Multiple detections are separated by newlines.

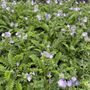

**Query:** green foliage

left=0, top=0, right=90, bottom=90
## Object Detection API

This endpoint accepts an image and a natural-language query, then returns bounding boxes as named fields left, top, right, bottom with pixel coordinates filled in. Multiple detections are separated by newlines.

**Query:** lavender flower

left=41, top=51, right=54, bottom=59
left=26, top=73, right=32, bottom=82
left=1, top=0, right=7, bottom=9
left=2, top=32, right=11, bottom=38
left=45, top=13, right=51, bottom=20
left=46, top=0, right=51, bottom=4
left=69, top=7, right=81, bottom=11
left=31, top=0, right=35, bottom=5
left=67, top=80, right=73, bottom=87
left=74, top=80, right=79, bottom=86
left=82, top=32, right=88, bottom=37
left=58, top=78, right=67, bottom=88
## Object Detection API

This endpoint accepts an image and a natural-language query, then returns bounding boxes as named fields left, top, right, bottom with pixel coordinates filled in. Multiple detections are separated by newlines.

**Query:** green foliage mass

left=0, top=0, right=90, bottom=90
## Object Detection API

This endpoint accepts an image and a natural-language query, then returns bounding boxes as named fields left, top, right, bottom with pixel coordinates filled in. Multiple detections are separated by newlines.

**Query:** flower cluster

left=58, top=77, right=79, bottom=88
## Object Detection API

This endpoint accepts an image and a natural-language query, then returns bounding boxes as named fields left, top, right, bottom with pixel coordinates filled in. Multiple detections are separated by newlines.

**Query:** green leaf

left=16, top=82, right=22, bottom=90
left=4, top=71, right=11, bottom=80
left=6, top=79, right=14, bottom=90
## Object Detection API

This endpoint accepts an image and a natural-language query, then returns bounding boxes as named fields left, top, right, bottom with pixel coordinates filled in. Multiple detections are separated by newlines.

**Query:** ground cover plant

left=0, top=0, right=90, bottom=90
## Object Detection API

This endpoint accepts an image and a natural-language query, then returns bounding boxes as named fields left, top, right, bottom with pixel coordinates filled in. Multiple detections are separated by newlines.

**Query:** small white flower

left=16, top=62, right=20, bottom=67
left=23, top=34, right=28, bottom=40
left=12, top=1, right=17, bottom=5
left=47, top=45, right=50, bottom=48
left=82, top=32, right=88, bottom=37
left=61, top=28, right=66, bottom=32
left=25, top=17, right=28, bottom=20
left=70, top=32, right=76, bottom=36
left=11, top=9, right=14, bottom=13
left=54, top=0, right=58, bottom=3
left=34, top=5, right=39, bottom=12
left=82, top=16, right=88, bottom=23
left=10, top=22, right=14, bottom=27
left=9, top=39, right=14, bottom=44
left=36, top=15, right=42, bottom=21
left=47, top=72, right=52, bottom=78
left=26, top=73, right=32, bottom=82
left=70, top=25, right=76, bottom=32
left=15, top=32, right=22, bottom=38
left=14, top=23, right=18, bottom=28
left=67, top=24, right=70, bottom=28
left=1, top=33, right=5, bottom=37
left=6, top=7, right=10, bottom=11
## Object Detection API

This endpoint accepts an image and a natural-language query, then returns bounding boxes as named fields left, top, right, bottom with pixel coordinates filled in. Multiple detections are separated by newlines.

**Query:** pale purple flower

left=58, top=78, right=67, bottom=88
left=2, top=32, right=11, bottom=37
left=41, top=51, right=54, bottom=59
left=82, top=32, right=88, bottom=37
left=31, top=0, right=35, bottom=5
left=26, top=73, right=32, bottom=82
left=69, top=7, right=81, bottom=11
left=45, top=13, right=51, bottom=20
left=67, top=80, right=73, bottom=87
left=46, top=0, right=51, bottom=4
left=74, top=80, right=79, bottom=86
left=1, top=0, right=7, bottom=9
